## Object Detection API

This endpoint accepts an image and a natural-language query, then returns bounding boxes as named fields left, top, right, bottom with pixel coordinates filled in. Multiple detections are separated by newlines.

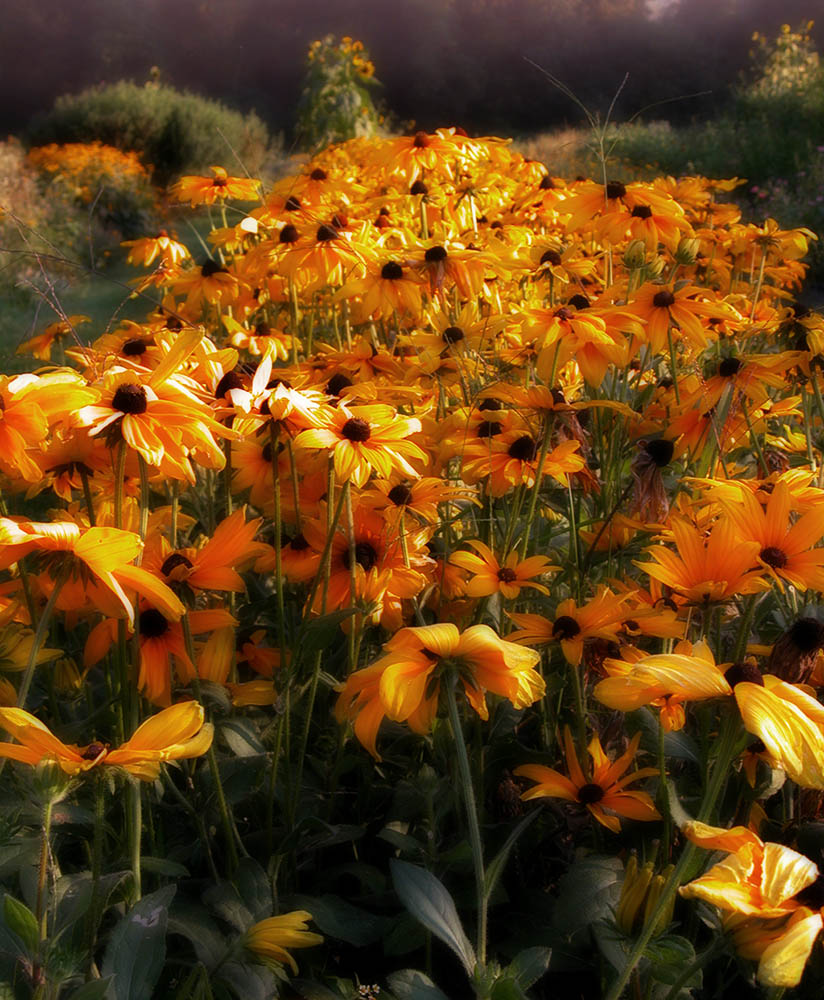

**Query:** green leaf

left=507, top=945, right=552, bottom=989
left=101, top=885, right=175, bottom=1000
left=633, top=708, right=699, bottom=764
left=167, top=901, right=227, bottom=969
left=68, top=979, right=114, bottom=1000
left=551, top=855, right=623, bottom=937
left=220, top=718, right=266, bottom=758
left=140, top=857, right=190, bottom=878
left=202, top=882, right=253, bottom=934
left=389, top=860, right=475, bottom=976
left=387, top=969, right=451, bottom=1000
left=646, top=935, right=700, bottom=987
left=287, top=894, right=391, bottom=947
left=2, top=896, right=38, bottom=954
left=235, top=858, right=273, bottom=922
left=298, top=609, right=356, bottom=658
left=483, top=809, right=540, bottom=902
left=490, top=978, right=528, bottom=1000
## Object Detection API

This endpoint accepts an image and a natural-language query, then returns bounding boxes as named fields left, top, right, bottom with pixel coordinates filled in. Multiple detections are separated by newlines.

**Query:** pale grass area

left=512, top=124, right=666, bottom=182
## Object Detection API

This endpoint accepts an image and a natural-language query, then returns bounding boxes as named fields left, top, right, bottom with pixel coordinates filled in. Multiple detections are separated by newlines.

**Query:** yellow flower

left=0, top=702, right=213, bottom=780
left=449, top=540, right=556, bottom=599
left=243, top=911, right=323, bottom=973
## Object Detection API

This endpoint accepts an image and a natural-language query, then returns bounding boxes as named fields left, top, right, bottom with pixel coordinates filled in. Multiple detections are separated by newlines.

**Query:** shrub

left=295, top=35, right=383, bottom=151
left=26, top=81, right=272, bottom=186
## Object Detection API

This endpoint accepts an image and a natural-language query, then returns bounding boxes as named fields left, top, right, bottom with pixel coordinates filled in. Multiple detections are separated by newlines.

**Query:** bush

left=26, top=81, right=272, bottom=186
left=295, top=35, right=383, bottom=151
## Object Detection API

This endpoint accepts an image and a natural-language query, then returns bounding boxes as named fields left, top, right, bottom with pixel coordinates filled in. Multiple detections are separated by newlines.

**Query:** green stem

left=17, top=567, right=69, bottom=709
left=604, top=710, right=741, bottom=1000
left=113, top=440, right=127, bottom=530
left=80, top=467, right=96, bottom=526
left=129, top=780, right=142, bottom=901
left=445, top=677, right=487, bottom=970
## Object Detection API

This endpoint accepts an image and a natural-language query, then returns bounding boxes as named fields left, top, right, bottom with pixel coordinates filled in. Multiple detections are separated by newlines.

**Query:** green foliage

left=295, top=35, right=383, bottom=152
left=27, top=81, right=271, bottom=186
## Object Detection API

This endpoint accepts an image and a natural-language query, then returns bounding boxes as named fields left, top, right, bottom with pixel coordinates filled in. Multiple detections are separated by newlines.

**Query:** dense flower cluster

left=4, top=127, right=824, bottom=994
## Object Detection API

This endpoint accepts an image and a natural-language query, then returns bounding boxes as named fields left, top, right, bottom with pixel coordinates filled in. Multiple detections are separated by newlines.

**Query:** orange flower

left=335, top=622, right=544, bottom=758
left=296, top=403, right=426, bottom=488
left=449, top=540, right=556, bottom=599
left=169, top=166, right=260, bottom=206
left=0, top=702, right=213, bottom=780
left=515, top=727, right=660, bottom=833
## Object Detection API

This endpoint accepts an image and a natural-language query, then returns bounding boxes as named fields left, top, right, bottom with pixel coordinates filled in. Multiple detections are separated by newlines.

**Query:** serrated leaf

left=390, top=860, right=475, bottom=976
left=387, top=969, right=451, bottom=1000
left=646, top=935, right=700, bottom=987
left=101, top=885, right=175, bottom=1000
left=483, top=809, right=540, bottom=903
left=68, top=978, right=114, bottom=1000
left=507, top=945, right=552, bottom=989
left=3, top=895, right=38, bottom=954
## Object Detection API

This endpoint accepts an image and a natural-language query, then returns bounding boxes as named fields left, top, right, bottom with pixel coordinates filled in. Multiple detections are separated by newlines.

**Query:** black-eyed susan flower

left=0, top=701, right=212, bottom=780
left=515, top=727, right=660, bottom=833
left=449, top=540, right=555, bottom=599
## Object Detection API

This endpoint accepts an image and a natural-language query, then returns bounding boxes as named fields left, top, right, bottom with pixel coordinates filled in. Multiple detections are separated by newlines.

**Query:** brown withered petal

left=767, top=617, right=824, bottom=685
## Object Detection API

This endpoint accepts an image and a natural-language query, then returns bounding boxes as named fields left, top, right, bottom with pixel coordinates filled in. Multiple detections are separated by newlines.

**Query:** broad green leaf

left=235, top=858, right=272, bottom=922
left=220, top=718, right=266, bottom=758
left=101, top=885, right=175, bottom=1000
left=167, top=901, right=227, bottom=969
left=68, top=979, right=114, bottom=1000
left=507, top=945, right=552, bottom=989
left=389, top=860, right=475, bottom=975
left=2, top=896, right=38, bottom=954
left=551, top=855, right=623, bottom=937
left=298, top=609, right=356, bottom=658
left=490, top=978, right=528, bottom=1000
left=646, top=935, right=701, bottom=987
left=140, top=857, right=190, bottom=878
left=387, top=969, right=451, bottom=1000
left=288, top=893, right=391, bottom=947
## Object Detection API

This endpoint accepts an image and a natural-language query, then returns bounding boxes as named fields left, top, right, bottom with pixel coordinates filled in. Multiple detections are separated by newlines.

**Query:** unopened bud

left=623, top=240, right=647, bottom=270
left=674, top=237, right=700, bottom=266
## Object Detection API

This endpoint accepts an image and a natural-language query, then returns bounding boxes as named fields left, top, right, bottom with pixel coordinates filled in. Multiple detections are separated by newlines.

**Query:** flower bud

left=623, top=240, right=647, bottom=270
left=674, top=237, right=700, bottom=266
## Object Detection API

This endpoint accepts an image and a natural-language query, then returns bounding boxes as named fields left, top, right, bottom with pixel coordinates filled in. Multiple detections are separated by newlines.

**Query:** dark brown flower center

left=653, top=290, right=676, bottom=309
left=316, top=224, right=338, bottom=242
left=310, top=168, right=327, bottom=181
left=552, top=615, right=581, bottom=640
left=606, top=181, right=626, bottom=200
left=508, top=435, right=537, bottom=461
left=789, top=617, right=824, bottom=652
left=201, top=259, right=228, bottom=277
left=381, top=261, right=404, bottom=280
left=410, top=180, right=428, bottom=195
left=343, top=542, right=378, bottom=572
left=325, top=373, right=353, bottom=397
left=644, top=438, right=674, bottom=467
left=279, top=224, right=299, bottom=244
left=567, top=294, right=590, bottom=310
left=760, top=546, right=788, bottom=569
left=161, top=552, right=193, bottom=577
left=540, top=249, right=562, bottom=267
left=539, top=175, right=555, bottom=190
left=284, top=195, right=301, bottom=211
left=577, top=782, right=605, bottom=804
left=388, top=484, right=413, bottom=506
left=719, top=357, right=742, bottom=377
left=122, top=338, right=148, bottom=357
left=289, top=533, right=310, bottom=551
left=443, top=326, right=464, bottom=344
left=139, top=608, right=170, bottom=639
left=112, top=383, right=148, bottom=415
left=424, top=245, right=448, bottom=263
left=554, top=307, right=574, bottom=321
left=413, top=131, right=430, bottom=148
left=631, top=204, right=652, bottom=219
left=341, top=417, right=371, bottom=442
left=215, top=370, right=245, bottom=398
left=497, top=567, right=518, bottom=583
left=478, top=398, right=502, bottom=411
left=477, top=420, right=503, bottom=438
left=81, top=742, right=106, bottom=761
left=724, top=662, right=764, bottom=687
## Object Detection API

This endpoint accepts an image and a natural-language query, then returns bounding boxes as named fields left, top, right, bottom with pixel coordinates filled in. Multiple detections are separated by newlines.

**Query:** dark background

left=3, top=0, right=823, bottom=142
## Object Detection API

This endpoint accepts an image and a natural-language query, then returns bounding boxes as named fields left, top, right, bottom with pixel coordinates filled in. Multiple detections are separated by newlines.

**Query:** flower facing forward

left=0, top=702, right=213, bottom=780
left=515, top=727, right=660, bottom=833
left=242, top=911, right=323, bottom=973
left=335, top=623, right=544, bottom=758
left=449, top=539, right=556, bottom=599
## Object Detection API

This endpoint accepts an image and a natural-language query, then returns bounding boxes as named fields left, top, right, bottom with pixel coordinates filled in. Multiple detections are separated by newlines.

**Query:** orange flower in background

left=16, top=315, right=90, bottom=361
left=515, top=727, right=660, bottom=833
left=449, top=540, right=556, bottom=599
left=0, top=702, right=212, bottom=780
left=169, top=166, right=260, bottom=206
